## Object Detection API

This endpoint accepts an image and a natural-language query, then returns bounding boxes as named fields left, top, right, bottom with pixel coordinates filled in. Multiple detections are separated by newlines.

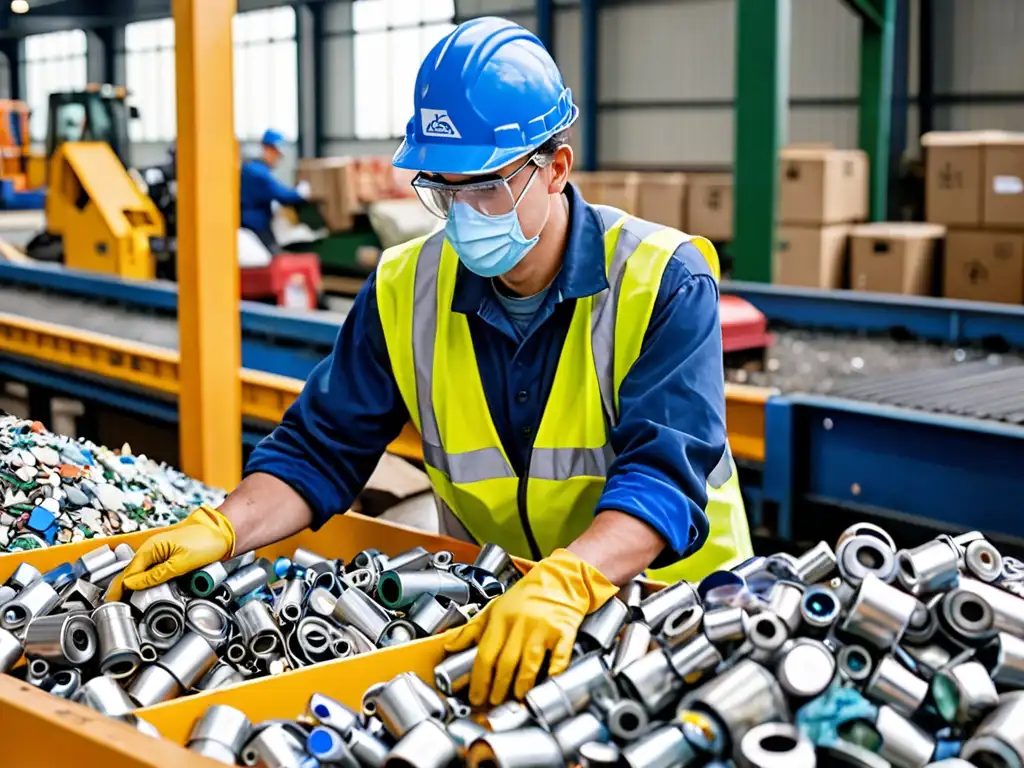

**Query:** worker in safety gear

left=240, top=128, right=307, bottom=252
left=109, top=17, right=752, bottom=708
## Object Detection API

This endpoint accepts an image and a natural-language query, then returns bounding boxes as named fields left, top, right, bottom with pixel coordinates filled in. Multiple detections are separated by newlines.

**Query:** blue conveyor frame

left=3, top=262, right=1024, bottom=543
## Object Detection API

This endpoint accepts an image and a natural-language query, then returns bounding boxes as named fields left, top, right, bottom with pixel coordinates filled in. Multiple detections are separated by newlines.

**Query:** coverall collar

left=450, top=182, right=610, bottom=316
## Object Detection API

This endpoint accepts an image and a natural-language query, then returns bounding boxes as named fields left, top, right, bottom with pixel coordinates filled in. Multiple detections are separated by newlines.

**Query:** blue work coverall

left=246, top=183, right=728, bottom=569
left=240, top=159, right=306, bottom=247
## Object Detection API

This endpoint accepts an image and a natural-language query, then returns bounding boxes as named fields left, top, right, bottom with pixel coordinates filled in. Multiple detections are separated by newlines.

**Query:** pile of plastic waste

left=0, top=414, right=224, bottom=552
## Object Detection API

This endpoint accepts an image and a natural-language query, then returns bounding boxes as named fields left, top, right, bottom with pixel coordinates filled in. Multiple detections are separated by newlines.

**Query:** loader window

left=55, top=103, right=87, bottom=143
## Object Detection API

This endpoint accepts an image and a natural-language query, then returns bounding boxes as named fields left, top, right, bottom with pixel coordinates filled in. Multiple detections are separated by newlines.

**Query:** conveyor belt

left=0, top=285, right=180, bottom=348
left=830, top=360, right=1024, bottom=425
left=0, top=284, right=352, bottom=351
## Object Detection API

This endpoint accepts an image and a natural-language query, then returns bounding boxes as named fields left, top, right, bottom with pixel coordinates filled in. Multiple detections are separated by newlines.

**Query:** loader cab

left=44, top=85, right=138, bottom=167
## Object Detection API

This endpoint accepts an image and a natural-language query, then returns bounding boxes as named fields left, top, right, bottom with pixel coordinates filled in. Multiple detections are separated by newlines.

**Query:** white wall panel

left=790, top=0, right=859, bottom=99
left=0, top=55, right=9, bottom=99
left=790, top=106, right=859, bottom=148
left=599, top=109, right=733, bottom=168
left=938, top=0, right=1024, bottom=94
left=456, top=0, right=535, bottom=17
left=323, top=138, right=402, bottom=157
left=907, top=0, right=920, bottom=96
left=554, top=6, right=582, bottom=158
left=938, top=105, right=1024, bottom=133
left=599, top=0, right=734, bottom=103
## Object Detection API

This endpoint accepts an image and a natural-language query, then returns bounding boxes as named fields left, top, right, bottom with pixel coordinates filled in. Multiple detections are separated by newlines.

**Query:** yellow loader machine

left=26, top=85, right=165, bottom=279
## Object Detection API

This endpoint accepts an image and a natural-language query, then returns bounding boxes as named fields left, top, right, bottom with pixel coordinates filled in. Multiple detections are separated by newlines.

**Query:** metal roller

left=840, top=572, right=918, bottom=649
left=524, top=652, right=614, bottom=729
left=738, top=723, right=816, bottom=768
left=467, top=728, right=563, bottom=768
left=384, top=718, right=459, bottom=768
left=376, top=569, right=472, bottom=609
left=578, top=598, right=628, bottom=651
left=22, top=610, right=97, bottom=665
left=1, top=580, right=60, bottom=631
left=92, top=601, right=142, bottom=679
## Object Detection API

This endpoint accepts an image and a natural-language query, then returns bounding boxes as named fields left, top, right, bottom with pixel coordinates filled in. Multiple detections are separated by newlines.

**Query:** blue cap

left=392, top=17, right=577, bottom=175
left=261, top=129, right=285, bottom=150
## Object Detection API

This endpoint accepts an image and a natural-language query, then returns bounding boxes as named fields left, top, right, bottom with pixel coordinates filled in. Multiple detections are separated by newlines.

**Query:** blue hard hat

left=261, top=129, right=285, bottom=150
left=392, top=17, right=578, bottom=175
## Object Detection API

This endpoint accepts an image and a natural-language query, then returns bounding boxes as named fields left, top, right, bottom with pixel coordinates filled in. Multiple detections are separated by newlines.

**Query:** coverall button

left=516, top=390, right=529, bottom=403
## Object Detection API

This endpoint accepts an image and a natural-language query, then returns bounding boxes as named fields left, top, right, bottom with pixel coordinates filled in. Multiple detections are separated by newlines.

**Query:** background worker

left=240, top=128, right=307, bottom=252
left=109, top=17, right=752, bottom=708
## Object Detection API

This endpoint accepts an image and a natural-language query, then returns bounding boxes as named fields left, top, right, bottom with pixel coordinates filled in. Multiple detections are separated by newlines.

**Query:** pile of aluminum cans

left=0, top=541, right=520, bottom=722
left=180, top=525, right=1024, bottom=767
left=0, top=414, right=224, bottom=552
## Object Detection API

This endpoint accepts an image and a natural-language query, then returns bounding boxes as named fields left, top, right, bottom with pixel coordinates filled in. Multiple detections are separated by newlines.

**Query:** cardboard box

left=688, top=173, right=733, bottom=241
left=849, top=222, right=946, bottom=296
left=570, top=171, right=641, bottom=213
left=779, top=147, right=868, bottom=225
left=983, top=135, right=1024, bottom=229
left=296, top=157, right=358, bottom=231
left=634, top=172, right=687, bottom=230
left=944, top=229, right=1024, bottom=304
left=774, top=224, right=850, bottom=289
left=922, top=131, right=990, bottom=227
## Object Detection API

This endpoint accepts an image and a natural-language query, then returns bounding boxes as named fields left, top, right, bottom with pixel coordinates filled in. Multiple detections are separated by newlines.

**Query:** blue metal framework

left=724, top=281, right=1024, bottom=349
left=763, top=395, right=1024, bottom=543
left=6, top=263, right=1024, bottom=545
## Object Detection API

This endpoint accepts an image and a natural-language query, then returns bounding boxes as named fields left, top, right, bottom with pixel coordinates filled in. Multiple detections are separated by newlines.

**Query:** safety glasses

left=411, top=153, right=549, bottom=219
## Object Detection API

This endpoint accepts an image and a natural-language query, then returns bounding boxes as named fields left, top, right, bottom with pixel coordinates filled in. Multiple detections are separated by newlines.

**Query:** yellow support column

left=173, top=0, right=242, bottom=488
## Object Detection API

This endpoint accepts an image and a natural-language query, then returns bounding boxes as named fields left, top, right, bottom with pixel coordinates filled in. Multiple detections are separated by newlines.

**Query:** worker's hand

left=444, top=548, right=618, bottom=706
left=296, top=180, right=311, bottom=199
left=105, top=505, right=235, bottom=602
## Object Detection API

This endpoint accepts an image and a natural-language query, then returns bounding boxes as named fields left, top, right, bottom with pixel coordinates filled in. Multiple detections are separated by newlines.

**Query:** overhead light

left=11, top=0, right=30, bottom=13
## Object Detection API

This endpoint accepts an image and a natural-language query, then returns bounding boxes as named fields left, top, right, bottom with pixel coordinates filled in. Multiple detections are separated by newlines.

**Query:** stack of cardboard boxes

left=296, top=156, right=416, bottom=232
left=923, top=131, right=1024, bottom=304
left=774, top=147, right=869, bottom=289
left=569, top=171, right=734, bottom=242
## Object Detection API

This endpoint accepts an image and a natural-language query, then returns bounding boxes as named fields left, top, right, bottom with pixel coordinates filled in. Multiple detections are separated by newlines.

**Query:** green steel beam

left=843, top=0, right=884, bottom=28
left=857, top=0, right=896, bottom=221
left=733, top=0, right=789, bottom=283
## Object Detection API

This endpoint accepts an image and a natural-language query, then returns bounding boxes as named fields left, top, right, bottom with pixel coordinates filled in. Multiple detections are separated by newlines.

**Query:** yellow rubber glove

left=444, top=548, right=618, bottom=707
left=105, top=505, right=235, bottom=602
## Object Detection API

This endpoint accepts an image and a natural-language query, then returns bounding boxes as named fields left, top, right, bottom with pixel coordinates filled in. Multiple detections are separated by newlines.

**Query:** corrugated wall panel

left=600, top=109, right=733, bottom=167
left=938, top=105, right=1024, bottom=132
left=938, top=0, right=1024, bottom=94
left=456, top=0, right=536, bottom=17
left=790, top=107, right=859, bottom=148
left=554, top=6, right=583, bottom=160
left=790, top=0, right=860, bottom=99
left=594, top=0, right=734, bottom=167
left=1, top=53, right=11, bottom=99
left=599, top=0, right=734, bottom=103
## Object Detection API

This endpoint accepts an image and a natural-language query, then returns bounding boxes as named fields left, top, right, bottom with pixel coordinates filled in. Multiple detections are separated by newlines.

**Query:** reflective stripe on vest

left=376, top=207, right=731, bottom=559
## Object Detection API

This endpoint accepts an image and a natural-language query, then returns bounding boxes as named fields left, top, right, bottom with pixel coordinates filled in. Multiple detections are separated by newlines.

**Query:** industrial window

left=352, top=0, right=456, bottom=140
left=22, top=30, right=88, bottom=141
left=125, top=19, right=177, bottom=142
left=234, top=6, right=298, bottom=143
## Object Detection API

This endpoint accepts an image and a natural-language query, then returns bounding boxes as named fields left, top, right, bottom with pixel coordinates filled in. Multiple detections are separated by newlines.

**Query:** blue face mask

left=444, top=201, right=539, bottom=278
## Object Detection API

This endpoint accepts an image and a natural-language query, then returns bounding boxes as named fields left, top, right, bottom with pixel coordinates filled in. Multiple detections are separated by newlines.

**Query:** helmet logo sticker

left=421, top=109, right=462, bottom=139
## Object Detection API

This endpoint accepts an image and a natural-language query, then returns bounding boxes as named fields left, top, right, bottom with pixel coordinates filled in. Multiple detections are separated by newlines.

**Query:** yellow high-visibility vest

left=376, top=206, right=753, bottom=583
